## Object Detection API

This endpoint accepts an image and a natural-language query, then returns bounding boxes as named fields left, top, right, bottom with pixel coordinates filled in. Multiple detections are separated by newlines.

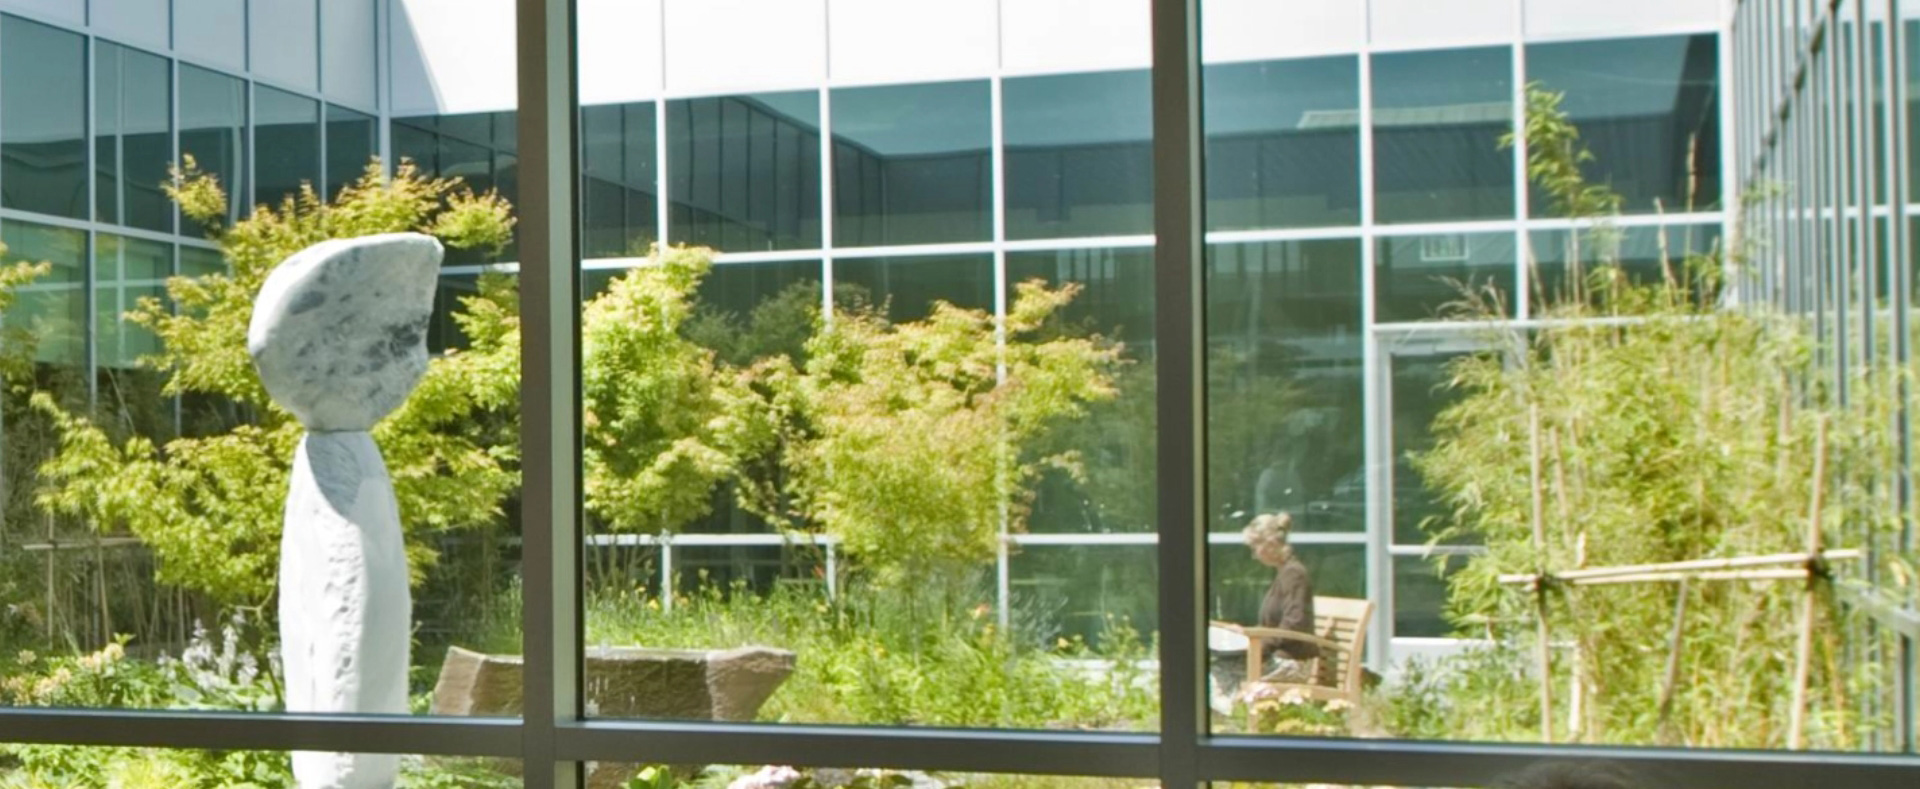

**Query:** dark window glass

left=1394, top=553, right=1467, bottom=637
left=581, top=102, right=658, bottom=258
left=1007, top=248, right=1156, bottom=536
left=1389, top=344, right=1477, bottom=545
left=428, top=271, right=481, bottom=353
left=833, top=253, right=992, bottom=322
left=1529, top=223, right=1722, bottom=313
left=687, top=258, right=822, bottom=367
left=2, top=16, right=86, bottom=219
left=668, top=92, right=822, bottom=252
left=179, top=64, right=249, bottom=233
left=1525, top=34, right=1721, bottom=216
left=1206, top=240, right=1364, bottom=535
left=393, top=111, right=518, bottom=264
left=1011, top=544, right=1158, bottom=646
left=94, top=42, right=172, bottom=232
left=1372, top=46, right=1515, bottom=223
left=2, top=220, right=86, bottom=370
left=1004, top=70, right=1153, bottom=239
left=831, top=81, right=991, bottom=247
left=95, top=234, right=173, bottom=441
left=178, top=244, right=226, bottom=278
left=1205, top=56, right=1361, bottom=230
left=1375, top=231, right=1518, bottom=322
left=254, top=86, right=320, bottom=209
left=325, top=104, right=377, bottom=199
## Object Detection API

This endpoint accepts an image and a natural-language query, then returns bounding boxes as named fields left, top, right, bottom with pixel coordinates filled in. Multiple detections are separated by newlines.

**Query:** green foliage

left=30, top=158, right=521, bottom=605
left=471, top=579, right=1156, bottom=731
left=745, top=282, right=1122, bottom=583
left=582, top=247, right=743, bottom=533
left=0, top=254, right=49, bottom=385
left=1502, top=84, right=1623, bottom=221
left=1408, top=86, right=1897, bottom=747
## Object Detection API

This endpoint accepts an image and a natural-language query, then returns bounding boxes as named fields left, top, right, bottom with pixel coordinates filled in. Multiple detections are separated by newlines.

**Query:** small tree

left=742, top=282, right=1124, bottom=587
left=31, top=159, right=520, bottom=608
left=1410, top=86, right=1895, bottom=748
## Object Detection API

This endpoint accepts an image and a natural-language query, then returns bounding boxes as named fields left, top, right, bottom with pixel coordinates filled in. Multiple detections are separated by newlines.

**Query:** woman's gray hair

left=1242, top=512, right=1293, bottom=550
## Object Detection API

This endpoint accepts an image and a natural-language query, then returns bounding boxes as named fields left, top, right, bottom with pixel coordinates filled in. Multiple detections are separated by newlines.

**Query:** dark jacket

left=1258, top=557, right=1319, bottom=660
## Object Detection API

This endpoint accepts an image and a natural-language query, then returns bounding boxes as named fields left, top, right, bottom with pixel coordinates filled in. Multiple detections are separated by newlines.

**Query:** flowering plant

left=1240, top=685, right=1352, bottom=736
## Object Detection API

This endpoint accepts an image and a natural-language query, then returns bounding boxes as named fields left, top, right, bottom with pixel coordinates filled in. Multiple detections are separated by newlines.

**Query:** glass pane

left=392, top=111, right=519, bottom=264
left=94, top=41, right=172, bottom=232
left=1372, top=46, right=1516, bottom=224
left=831, top=80, right=992, bottom=247
left=324, top=103, right=377, bottom=199
left=667, top=91, right=822, bottom=252
left=93, top=234, right=172, bottom=441
left=833, top=253, right=994, bottom=322
left=581, top=101, right=658, bottom=258
left=1012, top=544, right=1158, bottom=655
left=178, top=64, right=249, bottom=233
left=610, top=764, right=1142, bottom=789
left=1004, top=70, right=1154, bottom=239
left=1375, top=231, right=1518, bottom=322
left=1207, top=240, right=1365, bottom=534
left=1525, top=34, right=1722, bottom=215
left=1393, top=552, right=1468, bottom=639
left=1388, top=341, right=1477, bottom=547
left=254, top=85, right=321, bottom=209
left=2, top=15, right=87, bottom=219
left=1529, top=222, right=1723, bottom=313
left=2, top=220, right=86, bottom=371
left=1205, top=56, right=1362, bottom=230
left=1006, top=248, right=1156, bottom=536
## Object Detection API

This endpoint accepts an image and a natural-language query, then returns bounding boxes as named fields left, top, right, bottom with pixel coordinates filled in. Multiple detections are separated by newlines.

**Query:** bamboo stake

left=1530, top=404, right=1554, bottom=742
left=1495, top=549, right=1860, bottom=585
left=1789, top=418, right=1829, bottom=750
left=1565, top=568, right=1809, bottom=586
left=1657, top=576, right=1691, bottom=744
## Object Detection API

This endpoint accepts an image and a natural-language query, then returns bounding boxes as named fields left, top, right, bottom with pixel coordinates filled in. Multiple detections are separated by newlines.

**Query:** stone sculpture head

left=247, top=232, right=444, bottom=432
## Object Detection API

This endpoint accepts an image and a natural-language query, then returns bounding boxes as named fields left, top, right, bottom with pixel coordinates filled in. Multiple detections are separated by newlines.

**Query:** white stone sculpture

left=248, top=232, right=443, bottom=789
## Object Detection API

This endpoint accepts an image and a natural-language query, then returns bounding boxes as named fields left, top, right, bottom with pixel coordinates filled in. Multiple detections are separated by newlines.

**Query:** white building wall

left=175, top=0, right=248, bottom=72
left=3, top=0, right=79, bottom=26
left=251, top=0, right=320, bottom=91
left=1001, top=0, right=1150, bottom=77
left=580, top=0, right=660, bottom=104
left=92, top=0, right=168, bottom=51
left=827, top=0, right=997, bottom=86
left=663, top=0, right=824, bottom=97
left=1370, top=0, right=1516, bottom=51
left=322, top=0, right=379, bottom=112
left=1203, top=0, right=1364, bottom=62
left=390, top=0, right=515, bottom=115
left=1524, top=0, right=1723, bottom=40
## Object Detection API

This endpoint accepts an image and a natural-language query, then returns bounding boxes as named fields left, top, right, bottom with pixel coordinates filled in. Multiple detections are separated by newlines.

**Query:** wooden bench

left=1212, top=595, right=1375, bottom=713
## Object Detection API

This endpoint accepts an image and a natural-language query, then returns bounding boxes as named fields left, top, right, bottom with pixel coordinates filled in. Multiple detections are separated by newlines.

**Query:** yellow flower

left=16, top=650, right=34, bottom=665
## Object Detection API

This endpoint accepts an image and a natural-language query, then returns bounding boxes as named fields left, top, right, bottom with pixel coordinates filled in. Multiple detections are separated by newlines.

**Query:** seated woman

left=1243, top=512, right=1318, bottom=683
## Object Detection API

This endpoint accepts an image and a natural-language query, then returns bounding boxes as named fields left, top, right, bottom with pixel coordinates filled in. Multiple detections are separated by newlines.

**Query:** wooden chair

left=1212, top=596, right=1375, bottom=711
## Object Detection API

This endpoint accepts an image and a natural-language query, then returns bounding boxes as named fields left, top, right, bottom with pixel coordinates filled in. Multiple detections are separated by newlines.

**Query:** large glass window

left=831, top=80, right=992, bottom=247
left=1372, top=46, right=1516, bottom=224
left=581, top=102, right=658, bottom=258
left=392, top=111, right=519, bottom=263
left=94, top=42, right=172, bottom=232
left=1525, top=34, right=1722, bottom=215
left=94, top=234, right=172, bottom=442
left=178, top=64, right=249, bottom=233
left=2, top=15, right=86, bottom=220
left=324, top=104, right=378, bottom=198
left=254, top=86, right=321, bottom=209
left=668, top=92, right=822, bottom=252
left=1206, top=239, right=1366, bottom=537
left=1003, top=70, right=1154, bottom=239
left=1205, top=56, right=1362, bottom=230
left=832, top=253, right=994, bottom=322
left=1376, top=231, right=1518, bottom=322
left=1, top=219, right=85, bottom=373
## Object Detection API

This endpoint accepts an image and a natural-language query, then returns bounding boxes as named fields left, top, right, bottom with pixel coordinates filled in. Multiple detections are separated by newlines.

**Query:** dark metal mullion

left=1885, top=0, right=1918, bottom=752
left=554, top=722, right=1158, bottom=778
left=1150, top=0, right=1206, bottom=788
left=0, top=710, right=521, bottom=757
left=1199, top=736, right=1920, bottom=787
left=516, top=0, right=584, bottom=787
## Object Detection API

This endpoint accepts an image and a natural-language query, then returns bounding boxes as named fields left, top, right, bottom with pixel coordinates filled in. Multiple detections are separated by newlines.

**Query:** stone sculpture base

left=281, top=432, right=412, bottom=789
left=431, top=645, right=796, bottom=788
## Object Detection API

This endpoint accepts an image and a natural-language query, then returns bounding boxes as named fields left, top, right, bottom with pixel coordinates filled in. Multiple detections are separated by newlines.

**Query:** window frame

left=0, top=2, right=1915, bottom=788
